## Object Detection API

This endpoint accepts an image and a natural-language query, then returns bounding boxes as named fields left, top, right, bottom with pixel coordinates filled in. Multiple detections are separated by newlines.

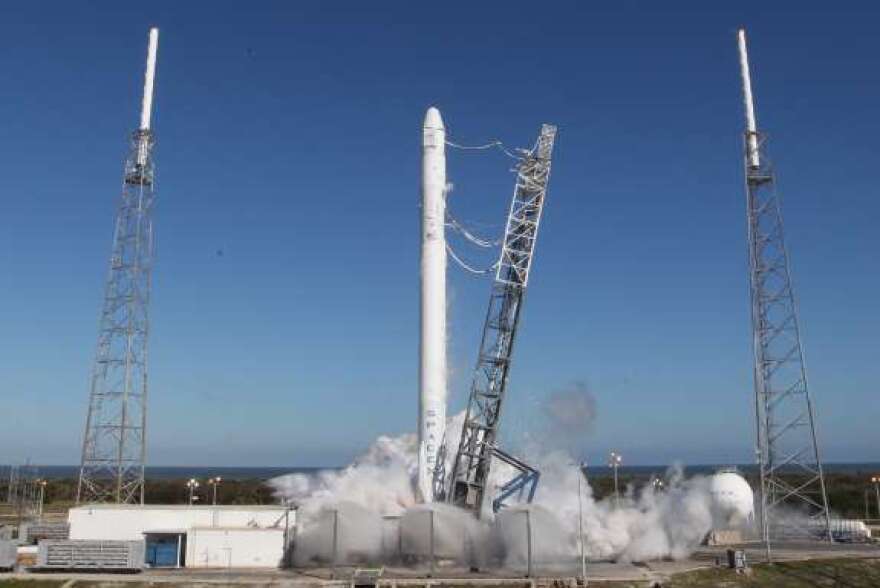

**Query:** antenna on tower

left=78, top=27, right=160, bottom=505
left=737, top=30, right=760, bottom=169
left=137, top=27, right=159, bottom=165
left=737, top=29, right=832, bottom=558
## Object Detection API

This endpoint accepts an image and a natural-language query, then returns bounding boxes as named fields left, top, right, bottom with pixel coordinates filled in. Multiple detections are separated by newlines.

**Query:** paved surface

left=0, top=542, right=878, bottom=585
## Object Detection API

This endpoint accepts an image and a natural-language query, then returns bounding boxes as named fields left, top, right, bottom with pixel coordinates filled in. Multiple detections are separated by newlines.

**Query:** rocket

left=418, top=107, right=447, bottom=503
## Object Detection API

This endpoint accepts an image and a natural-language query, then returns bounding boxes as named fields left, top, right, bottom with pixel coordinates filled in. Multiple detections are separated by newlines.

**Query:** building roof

left=188, top=526, right=286, bottom=532
left=72, top=504, right=290, bottom=512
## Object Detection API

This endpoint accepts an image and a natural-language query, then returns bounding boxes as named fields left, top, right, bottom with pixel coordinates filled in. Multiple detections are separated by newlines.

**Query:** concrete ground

left=1, top=541, right=878, bottom=586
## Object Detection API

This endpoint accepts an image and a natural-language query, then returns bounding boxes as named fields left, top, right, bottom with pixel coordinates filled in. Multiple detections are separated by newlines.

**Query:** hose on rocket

left=446, top=214, right=500, bottom=248
left=446, top=242, right=498, bottom=275
left=446, top=138, right=521, bottom=160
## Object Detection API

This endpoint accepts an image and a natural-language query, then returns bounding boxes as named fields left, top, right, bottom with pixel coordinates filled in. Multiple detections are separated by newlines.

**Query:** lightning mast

left=78, top=28, right=159, bottom=504
left=447, top=124, right=557, bottom=516
left=737, top=30, right=831, bottom=550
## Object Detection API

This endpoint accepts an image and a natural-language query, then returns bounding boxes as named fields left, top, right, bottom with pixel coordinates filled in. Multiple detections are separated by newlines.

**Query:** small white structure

left=709, top=469, right=755, bottom=527
left=186, top=527, right=285, bottom=568
left=704, top=469, right=755, bottom=546
left=68, top=504, right=293, bottom=568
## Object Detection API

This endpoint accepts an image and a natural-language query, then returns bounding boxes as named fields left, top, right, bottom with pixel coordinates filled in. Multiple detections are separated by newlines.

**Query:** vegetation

left=0, top=477, right=277, bottom=507
left=666, top=557, right=880, bottom=587
left=0, top=469, right=876, bottom=517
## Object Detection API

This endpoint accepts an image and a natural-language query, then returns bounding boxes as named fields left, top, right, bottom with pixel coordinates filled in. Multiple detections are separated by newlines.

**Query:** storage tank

left=709, top=469, right=754, bottom=527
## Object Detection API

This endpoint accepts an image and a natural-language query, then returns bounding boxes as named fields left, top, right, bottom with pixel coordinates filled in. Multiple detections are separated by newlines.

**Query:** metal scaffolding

left=447, top=124, right=557, bottom=517
left=738, top=31, right=831, bottom=552
left=744, top=131, right=831, bottom=544
left=78, top=29, right=159, bottom=505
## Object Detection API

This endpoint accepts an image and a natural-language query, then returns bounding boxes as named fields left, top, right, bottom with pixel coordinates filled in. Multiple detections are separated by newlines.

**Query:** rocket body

left=419, top=107, right=447, bottom=503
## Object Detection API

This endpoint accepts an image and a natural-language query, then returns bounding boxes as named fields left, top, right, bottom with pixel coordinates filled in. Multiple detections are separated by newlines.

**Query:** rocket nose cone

left=424, top=107, right=444, bottom=130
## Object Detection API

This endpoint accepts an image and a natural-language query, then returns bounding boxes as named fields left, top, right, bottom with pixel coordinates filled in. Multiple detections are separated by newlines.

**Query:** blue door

left=145, top=535, right=180, bottom=567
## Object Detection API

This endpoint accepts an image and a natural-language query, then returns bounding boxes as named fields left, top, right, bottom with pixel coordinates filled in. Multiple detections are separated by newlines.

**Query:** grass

left=0, top=580, right=67, bottom=588
left=666, top=557, right=880, bottom=587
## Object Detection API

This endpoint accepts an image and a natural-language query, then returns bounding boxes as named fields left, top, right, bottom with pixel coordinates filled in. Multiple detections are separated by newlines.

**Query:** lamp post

left=208, top=477, right=222, bottom=505
left=651, top=477, right=664, bottom=492
left=608, top=451, right=622, bottom=507
left=576, top=462, right=587, bottom=584
left=36, top=479, right=47, bottom=519
left=186, top=478, right=200, bottom=505
left=871, top=476, right=880, bottom=518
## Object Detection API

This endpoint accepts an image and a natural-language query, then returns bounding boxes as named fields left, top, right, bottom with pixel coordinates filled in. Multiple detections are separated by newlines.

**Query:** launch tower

left=737, top=30, right=831, bottom=549
left=78, top=28, right=159, bottom=504
left=447, top=124, right=557, bottom=516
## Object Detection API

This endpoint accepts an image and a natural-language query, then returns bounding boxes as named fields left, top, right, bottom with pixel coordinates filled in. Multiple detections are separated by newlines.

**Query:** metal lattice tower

left=448, top=124, right=557, bottom=517
left=78, top=28, right=159, bottom=505
left=5, top=465, right=20, bottom=505
left=738, top=30, right=831, bottom=548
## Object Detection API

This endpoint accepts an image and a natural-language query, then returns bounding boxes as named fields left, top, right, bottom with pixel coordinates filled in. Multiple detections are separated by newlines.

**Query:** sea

left=1, top=463, right=877, bottom=481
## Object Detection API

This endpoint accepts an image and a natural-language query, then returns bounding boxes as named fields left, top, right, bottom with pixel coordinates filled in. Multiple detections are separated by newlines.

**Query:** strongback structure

left=447, top=124, right=557, bottom=517
left=78, top=28, right=159, bottom=505
left=737, top=30, right=831, bottom=547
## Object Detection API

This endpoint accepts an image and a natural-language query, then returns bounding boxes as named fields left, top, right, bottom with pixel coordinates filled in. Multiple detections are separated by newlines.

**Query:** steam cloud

left=542, top=381, right=598, bottom=436
left=270, top=407, right=743, bottom=569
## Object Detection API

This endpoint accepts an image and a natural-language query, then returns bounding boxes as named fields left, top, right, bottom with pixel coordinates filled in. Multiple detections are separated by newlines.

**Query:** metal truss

left=744, top=131, right=831, bottom=545
left=490, top=448, right=540, bottom=514
left=78, top=129, right=155, bottom=505
left=447, top=124, right=557, bottom=517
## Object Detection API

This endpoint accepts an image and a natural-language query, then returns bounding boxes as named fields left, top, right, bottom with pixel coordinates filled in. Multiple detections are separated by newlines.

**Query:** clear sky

left=1, top=1, right=877, bottom=468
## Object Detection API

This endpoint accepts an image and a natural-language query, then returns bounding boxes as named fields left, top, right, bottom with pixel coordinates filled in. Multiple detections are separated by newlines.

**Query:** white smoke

left=270, top=413, right=740, bottom=568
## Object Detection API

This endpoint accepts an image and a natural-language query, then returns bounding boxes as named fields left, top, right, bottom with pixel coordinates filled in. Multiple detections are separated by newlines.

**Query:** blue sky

left=0, top=2, right=877, bottom=467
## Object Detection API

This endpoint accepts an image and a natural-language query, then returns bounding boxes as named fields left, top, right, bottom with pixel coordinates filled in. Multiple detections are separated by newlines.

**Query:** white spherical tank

left=709, top=470, right=754, bottom=527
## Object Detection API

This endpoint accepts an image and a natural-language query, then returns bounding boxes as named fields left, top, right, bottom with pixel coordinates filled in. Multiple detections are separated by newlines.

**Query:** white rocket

left=418, top=107, right=447, bottom=503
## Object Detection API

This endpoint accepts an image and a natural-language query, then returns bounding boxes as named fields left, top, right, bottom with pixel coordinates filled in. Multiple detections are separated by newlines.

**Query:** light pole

left=871, top=477, right=880, bottom=518
left=608, top=451, right=622, bottom=507
left=186, top=478, right=200, bottom=505
left=208, top=477, right=222, bottom=505
left=576, top=462, right=587, bottom=584
left=36, top=479, right=47, bottom=519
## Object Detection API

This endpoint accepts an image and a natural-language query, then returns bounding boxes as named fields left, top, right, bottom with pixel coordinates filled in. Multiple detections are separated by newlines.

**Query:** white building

left=68, top=504, right=294, bottom=568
